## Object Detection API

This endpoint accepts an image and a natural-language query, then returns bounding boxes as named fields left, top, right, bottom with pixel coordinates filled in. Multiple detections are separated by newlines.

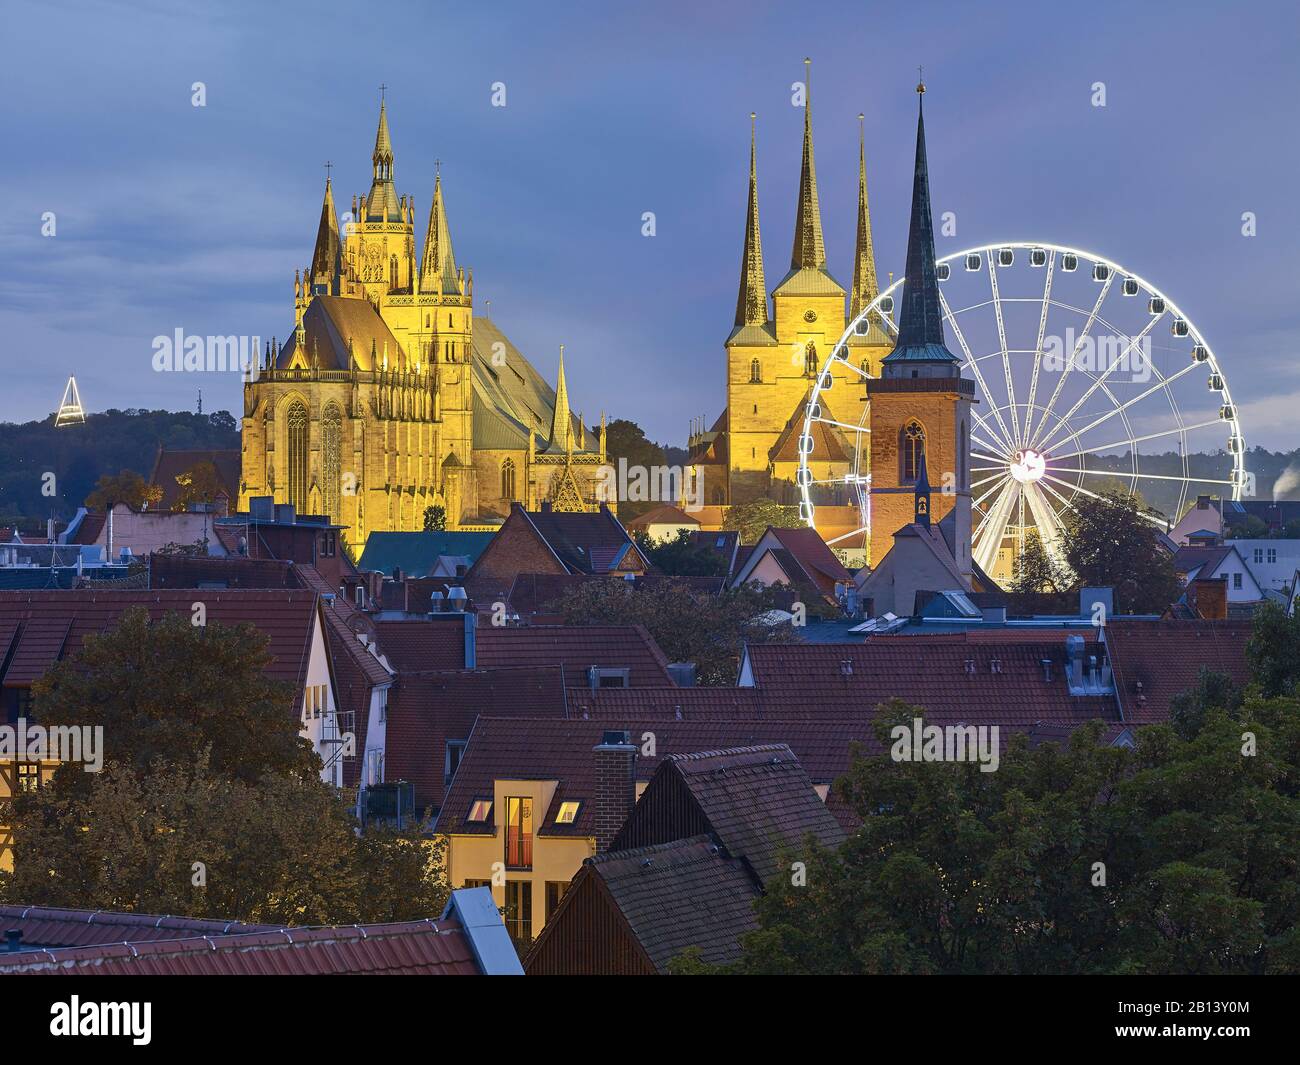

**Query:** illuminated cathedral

left=239, top=99, right=605, bottom=547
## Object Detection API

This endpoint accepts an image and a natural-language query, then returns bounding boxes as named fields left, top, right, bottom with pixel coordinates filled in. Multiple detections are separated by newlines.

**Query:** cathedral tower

left=866, top=79, right=974, bottom=568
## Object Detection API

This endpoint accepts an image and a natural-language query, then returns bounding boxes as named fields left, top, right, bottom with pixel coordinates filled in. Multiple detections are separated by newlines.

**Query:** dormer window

left=467, top=798, right=493, bottom=823
left=555, top=800, right=581, bottom=824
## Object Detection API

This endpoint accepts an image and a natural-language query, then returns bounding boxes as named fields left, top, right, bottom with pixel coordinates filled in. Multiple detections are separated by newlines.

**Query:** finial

left=435, top=158, right=441, bottom=177
left=379, top=82, right=387, bottom=101
left=916, top=66, right=925, bottom=94
left=324, top=160, right=333, bottom=185
left=803, top=57, right=811, bottom=101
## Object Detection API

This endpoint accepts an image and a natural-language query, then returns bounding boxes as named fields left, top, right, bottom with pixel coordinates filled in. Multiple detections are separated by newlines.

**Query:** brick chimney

left=592, top=730, right=637, bottom=852
left=1190, top=576, right=1228, bottom=619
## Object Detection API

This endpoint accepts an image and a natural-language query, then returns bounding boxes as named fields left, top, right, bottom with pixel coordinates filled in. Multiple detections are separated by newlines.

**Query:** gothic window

left=901, top=421, right=925, bottom=483
left=804, top=341, right=818, bottom=376
left=749, top=359, right=761, bottom=383
left=389, top=256, right=398, bottom=289
left=861, top=359, right=870, bottom=376
left=322, top=402, right=343, bottom=522
left=501, top=458, right=517, bottom=501
left=286, top=400, right=309, bottom=514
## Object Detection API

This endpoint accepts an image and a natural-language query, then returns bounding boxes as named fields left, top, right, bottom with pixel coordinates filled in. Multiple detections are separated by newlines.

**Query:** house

left=1169, top=494, right=1224, bottom=545
left=357, top=530, right=493, bottom=579
left=625, top=504, right=701, bottom=541
left=525, top=744, right=846, bottom=974
left=213, top=496, right=348, bottom=592
left=0, top=589, right=350, bottom=869
left=148, top=447, right=241, bottom=513
left=465, top=502, right=649, bottom=608
left=1226, top=538, right=1300, bottom=594
left=687, top=529, right=742, bottom=579
left=1104, top=619, right=1254, bottom=723
left=730, top=525, right=853, bottom=604
left=502, top=572, right=725, bottom=622
left=1171, top=540, right=1263, bottom=603
left=0, top=888, right=521, bottom=975
left=1222, top=498, right=1300, bottom=536
left=65, top=502, right=229, bottom=560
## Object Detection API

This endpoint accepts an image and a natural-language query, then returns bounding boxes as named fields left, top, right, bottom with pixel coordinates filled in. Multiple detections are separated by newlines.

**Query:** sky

left=2, top=0, right=1298, bottom=450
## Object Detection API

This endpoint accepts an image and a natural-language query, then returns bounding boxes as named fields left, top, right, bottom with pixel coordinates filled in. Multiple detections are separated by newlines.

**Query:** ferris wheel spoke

left=834, top=356, right=874, bottom=380
left=1049, top=466, right=1236, bottom=487
left=1050, top=418, right=1224, bottom=463
left=1023, top=251, right=1056, bottom=446
left=939, top=288, right=1016, bottom=453
left=972, top=475, right=1009, bottom=510
left=970, top=426, right=1008, bottom=458
left=973, top=479, right=1019, bottom=573
left=1040, top=361, right=1199, bottom=457
left=1021, top=481, right=1069, bottom=568
left=1027, top=272, right=1115, bottom=446
left=812, top=415, right=871, bottom=434
left=1039, top=471, right=1167, bottom=528
left=1034, top=315, right=1163, bottom=455
left=987, top=256, right=1022, bottom=446
left=824, top=525, right=870, bottom=547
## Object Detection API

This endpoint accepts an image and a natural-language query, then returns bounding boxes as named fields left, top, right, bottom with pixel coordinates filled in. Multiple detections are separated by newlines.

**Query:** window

left=555, top=800, right=581, bottom=824
left=1255, top=548, right=1264, bottom=564
left=501, top=458, right=517, bottom=501
left=16, top=761, right=42, bottom=793
left=467, top=798, right=493, bottom=822
left=445, top=740, right=467, bottom=785
left=366, top=749, right=384, bottom=788
left=462, top=879, right=491, bottom=890
left=505, top=796, right=533, bottom=869
left=322, top=402, right=342, bottom=522
left=804, top=340, right=817, bottom=375
left=589, top=667, right=630, bottom=689
left=1233, top=572, right=1243, bottom=590
left=286, top=400, right=309, bottom=514
left=318, top=530, right=336, bottom=558
left=749, top=359, right=761, bottom=383
left=901, top=421, right=925, bottom=483
left=1268, top=548, right=1277, bottom=564
left=504, top=881, right=532, bottom=945
left=545, top=881, right=570, bottom=922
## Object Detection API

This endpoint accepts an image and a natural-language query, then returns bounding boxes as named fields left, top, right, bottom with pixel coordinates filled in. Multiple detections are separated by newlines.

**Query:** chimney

left=5, top=929, right=20, bottom=953
left=463, top=611, right=477, bottom=668
left=1066, top=634, right=1085, bottom=690
left=1190, top=576, right=1228, bottom=620
left=592, top=730, right=637, bottom=851
left=1040, top=658, right=1053, bottom=682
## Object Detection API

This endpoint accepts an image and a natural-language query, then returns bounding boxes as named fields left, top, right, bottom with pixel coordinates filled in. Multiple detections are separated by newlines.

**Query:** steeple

left=366, top=96, right=402, bottom=222
left=309, top=175, right=341, bottom=292
left=914, top=447, right=931, bottom=527
left=881, top=76, right=960, bottom=373
left=733, top=113, right=769, bottom=330
left=419, top=170, right=460, bottom=295
left=849, top=114, right=879, bottom=320
left=790, top=58, right=826, bottom=271
left=548, top=346, right=571, bottom=452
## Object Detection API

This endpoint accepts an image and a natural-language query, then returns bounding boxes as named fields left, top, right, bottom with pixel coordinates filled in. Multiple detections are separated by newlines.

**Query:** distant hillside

left=0, top=409, right=239, bottom=531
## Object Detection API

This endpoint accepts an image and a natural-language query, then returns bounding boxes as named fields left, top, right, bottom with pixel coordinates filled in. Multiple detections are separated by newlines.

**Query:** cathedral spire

left=849, top=114, right=879, bottom=320
left=790, top=58, right=826, bottom=271
left=309, top=174, right=341, bottom=292
left=366, top=95, right=402, bottom=222
left=914, top=447, right=932, bottom=526
left=734, top=114, right=769, bottom=329
left=373, top=98, right=393, bottom=177
left=549, top=345, right=571, bottom=452
left=881, top=76, right=960, bottom=371
left=420, top=171, right=459, bottom=294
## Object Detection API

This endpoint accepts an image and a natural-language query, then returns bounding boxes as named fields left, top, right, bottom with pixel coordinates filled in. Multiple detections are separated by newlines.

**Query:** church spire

left=914, top=447, right=932, bottom=526
left=549, top=346, right=571, bottom=452
left=420, top=169, right=459, bottom=295
left=849, top=114, right=879, bottom=320
left=881, top=75, right=960, bottom=371
left=366, top=95, right=402, bottom=223
left=309, top=174, right=341, bottom=292
left=734, top=113, right=769, bottom=329
left=373, top=98, right=393, bottom=178
left=790, top=58, right=826, bottom=271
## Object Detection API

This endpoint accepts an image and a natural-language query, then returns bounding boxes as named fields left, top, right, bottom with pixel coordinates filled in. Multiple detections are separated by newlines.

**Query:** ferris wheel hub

left=1009, top=448, right=1047, bottom=484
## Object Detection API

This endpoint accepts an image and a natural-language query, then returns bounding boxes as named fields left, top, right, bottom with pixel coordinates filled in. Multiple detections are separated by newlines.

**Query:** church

left=689, top=65, right=973, bottom=571
left=239, top=100, right=606, bottom=549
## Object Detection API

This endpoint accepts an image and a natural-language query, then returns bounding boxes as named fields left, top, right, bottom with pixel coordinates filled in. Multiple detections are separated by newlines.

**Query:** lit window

left=467, top=799, right=493, bottom=822
left=555, top=800, right=581, bottom=824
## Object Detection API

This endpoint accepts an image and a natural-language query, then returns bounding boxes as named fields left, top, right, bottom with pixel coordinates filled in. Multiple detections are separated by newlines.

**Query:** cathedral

left=239, top=100, right=606, bottom=548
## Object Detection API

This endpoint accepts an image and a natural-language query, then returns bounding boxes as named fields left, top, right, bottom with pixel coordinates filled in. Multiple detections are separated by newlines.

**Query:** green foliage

left=0, top=408, right=238, bottom=529
left=1, top=607, right=448, bottom=923
left=1169, top=668, right=1243, bottom=741
left=170, top=460, right=225, bottom=512
left=633, top=529, right=727, bottom=577
left=604, top=419, right=668, bottom=521
left=1246, top=600, right=1300, bottom=697
left=1061, top=490, right=1180, bottom=613
left=549, top=577, right=797, bottom=685
left=722, top=498, right=804, bottom=545
left=423, top=504, right=447, bottom=532
left=85, top=468, right=162, bottom=512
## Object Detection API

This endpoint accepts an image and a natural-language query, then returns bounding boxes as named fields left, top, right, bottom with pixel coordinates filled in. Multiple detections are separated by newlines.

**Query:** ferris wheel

left=797, top=241, right=1247, bottom=579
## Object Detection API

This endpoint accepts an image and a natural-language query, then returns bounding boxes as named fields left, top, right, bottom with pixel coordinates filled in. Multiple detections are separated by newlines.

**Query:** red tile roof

left=0, top=905, right=273, bottom=949
left=0, top=917, right=483, bottom=975
left=475, top=624, right=673, bottom=687
left=1105, top=619, right=1253, bottom=723
left=503, top=572, right=725, bottom=618
left=565, top=686, right=766, bottom=720
left=521, top=505, right=640, bottom=576
left=373, top=618, right=468, bottom=672
left=0, top=590, right=320, bottom=708
left=148, top=553, right=299, bottom=590
left=147, top=448, right=241, bottom=512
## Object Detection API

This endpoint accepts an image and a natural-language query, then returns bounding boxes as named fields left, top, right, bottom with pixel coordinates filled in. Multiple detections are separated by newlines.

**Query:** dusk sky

left=3, top=0, right=1298, bottom=449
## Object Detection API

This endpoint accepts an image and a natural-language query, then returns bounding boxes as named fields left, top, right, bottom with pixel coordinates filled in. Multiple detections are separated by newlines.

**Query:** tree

left=31, top=607, right=314, bottom=792
left=1010, top=530, right=1070, bottom=595
left=171, top=460, right=225, bottom=512
left=549, top=578, right=796, bottom=685
left=85, top=468, right=162, bottom=512
left=633, top=529, right=727, bottom=577
left=1169, top=667, right=1243, bottom=740
left=0, top=757, right=447, bottom=925
left=722, top=498, right=804, bottom=545
left=603, top=419, right=668, bottom=521
left=423, top=504, right=447, bottom=532
left=1246, top=600, right=1300, bottom=697
left=1060, top=490, right=1180, bottom=614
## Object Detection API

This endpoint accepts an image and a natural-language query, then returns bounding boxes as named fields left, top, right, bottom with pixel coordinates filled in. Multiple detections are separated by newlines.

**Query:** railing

left=505, top=828, right=533, bottom=869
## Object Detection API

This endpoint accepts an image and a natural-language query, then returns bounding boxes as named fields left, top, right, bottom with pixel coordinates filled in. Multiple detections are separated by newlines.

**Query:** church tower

left=866, top=78, right=974, bottom=568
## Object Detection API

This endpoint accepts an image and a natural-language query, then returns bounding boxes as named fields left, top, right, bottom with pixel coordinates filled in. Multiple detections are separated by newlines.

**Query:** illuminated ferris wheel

left=797, top=241, right=1247, bottom=578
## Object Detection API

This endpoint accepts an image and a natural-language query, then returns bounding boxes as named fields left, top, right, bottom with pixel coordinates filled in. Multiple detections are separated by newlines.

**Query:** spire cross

left=435, top=158, right=441, bottom=175
left=324, top=160, right=333, bottom=181
left=917, top=66, right=926, bottom=94
left=379, top=83, right=387, bottom=101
